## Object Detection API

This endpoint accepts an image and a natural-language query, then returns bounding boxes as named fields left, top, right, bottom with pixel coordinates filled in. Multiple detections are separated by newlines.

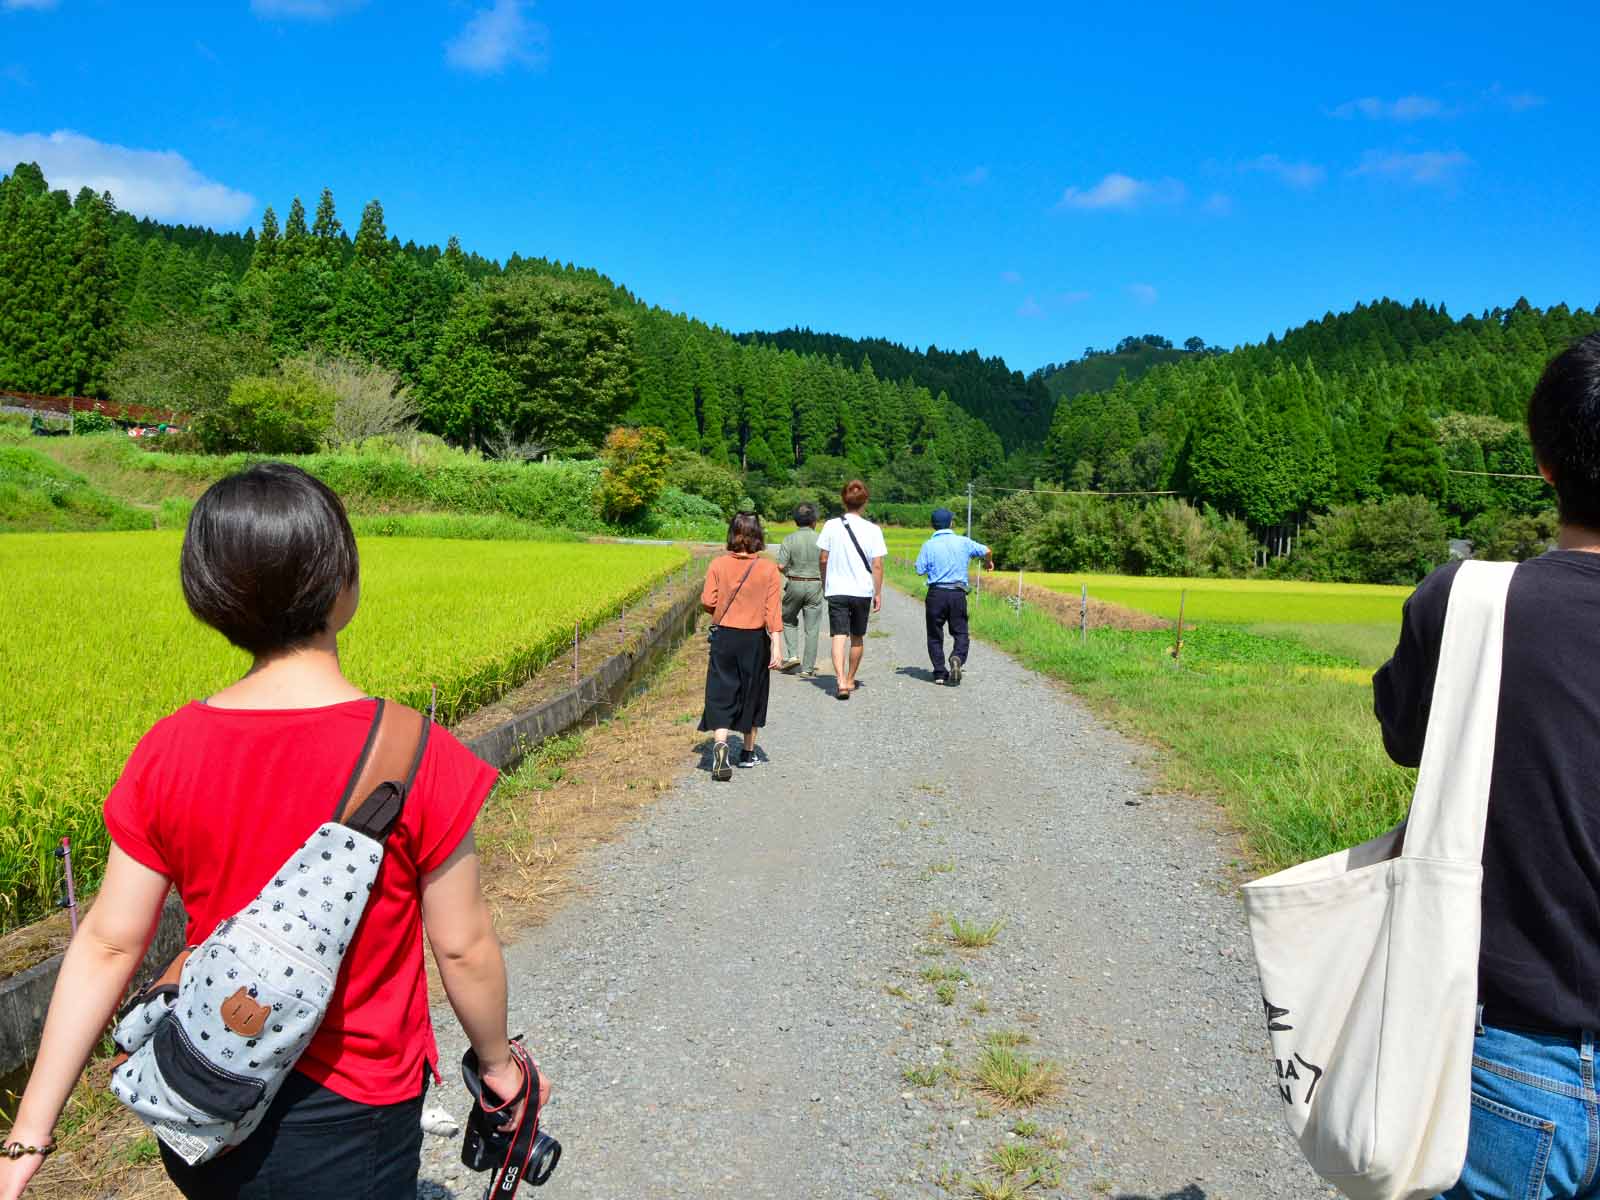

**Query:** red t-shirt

left=103, top=698, right=497, bottom=1105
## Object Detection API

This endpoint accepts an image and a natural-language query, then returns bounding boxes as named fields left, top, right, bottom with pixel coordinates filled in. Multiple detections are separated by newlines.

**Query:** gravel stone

left=419, top=588, right=1331, bottom=1197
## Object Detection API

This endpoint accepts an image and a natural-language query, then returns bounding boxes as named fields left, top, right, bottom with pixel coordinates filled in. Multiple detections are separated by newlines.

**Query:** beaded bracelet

left=2, top=1139, right=56, bottom=1159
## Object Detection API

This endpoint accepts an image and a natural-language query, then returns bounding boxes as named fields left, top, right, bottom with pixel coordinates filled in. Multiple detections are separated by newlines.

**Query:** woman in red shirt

left=0, top=463, right=548, bottom=1200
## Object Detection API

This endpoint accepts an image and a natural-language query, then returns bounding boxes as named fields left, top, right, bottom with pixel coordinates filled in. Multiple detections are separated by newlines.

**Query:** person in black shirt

left=1374, top=333, right=1600, bottom=1200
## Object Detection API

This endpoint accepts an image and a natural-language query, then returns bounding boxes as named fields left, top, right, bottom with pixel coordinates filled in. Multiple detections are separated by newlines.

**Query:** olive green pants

left=782, top=580, right=825, bottom=672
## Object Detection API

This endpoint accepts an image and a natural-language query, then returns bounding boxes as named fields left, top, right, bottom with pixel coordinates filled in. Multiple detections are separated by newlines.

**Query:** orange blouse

left=701, top=553, right=782, bottom=633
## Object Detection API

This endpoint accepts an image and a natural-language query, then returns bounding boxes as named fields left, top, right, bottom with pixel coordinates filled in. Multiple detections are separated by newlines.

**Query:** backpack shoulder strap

left=332, top=699, right=431, bottom=840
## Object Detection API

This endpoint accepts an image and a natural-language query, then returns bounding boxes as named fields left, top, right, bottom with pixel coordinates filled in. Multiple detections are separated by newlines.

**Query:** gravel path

left=419, top=588, right=1326, bottom=1199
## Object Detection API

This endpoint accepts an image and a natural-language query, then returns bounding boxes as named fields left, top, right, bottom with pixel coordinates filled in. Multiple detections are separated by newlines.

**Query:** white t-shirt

left=816, top=514, right=887, bottom=598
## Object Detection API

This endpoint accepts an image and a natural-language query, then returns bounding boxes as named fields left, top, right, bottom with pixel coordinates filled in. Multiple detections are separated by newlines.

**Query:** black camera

left=461, top=1043, right=560, bottom=1194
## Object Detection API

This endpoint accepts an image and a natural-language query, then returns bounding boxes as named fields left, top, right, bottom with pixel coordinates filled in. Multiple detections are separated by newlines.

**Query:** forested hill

left=736, top=327, right=1053, bottom=452
left=1034, top=334, right=1202, bottom=401
left=0, top=163, right=1008, bottom=498
left=1044, top=297, right=1599, bottom=532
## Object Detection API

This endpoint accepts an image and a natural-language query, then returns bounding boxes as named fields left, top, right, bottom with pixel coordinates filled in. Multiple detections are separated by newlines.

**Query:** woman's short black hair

left=793, top=502, right=817, bottom=527
left=1528, top=333, right=1600, bottom=529
left=726, top=511, right=765, bottom=554
left=181, top=462, right=360, bottom=657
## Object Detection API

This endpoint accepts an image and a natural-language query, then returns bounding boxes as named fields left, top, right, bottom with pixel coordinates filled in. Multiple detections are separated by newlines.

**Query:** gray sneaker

left=947, top=655, right=964, bottom=686
left=711, top=741, right=732, bottom=781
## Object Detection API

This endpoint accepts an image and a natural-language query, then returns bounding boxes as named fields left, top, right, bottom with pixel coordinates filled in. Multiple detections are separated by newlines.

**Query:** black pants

left=925, top=586, right=970, bottom=677
left=160, top=1068, right=427, bottom=1200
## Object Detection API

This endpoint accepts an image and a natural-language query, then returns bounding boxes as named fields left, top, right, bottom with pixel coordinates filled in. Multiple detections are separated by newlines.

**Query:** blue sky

left=1, top=0, right=1591, bottom=372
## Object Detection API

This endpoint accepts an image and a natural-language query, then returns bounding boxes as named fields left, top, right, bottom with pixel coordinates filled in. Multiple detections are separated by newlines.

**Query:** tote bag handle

left=1401, top=559, right=1517, bottom=865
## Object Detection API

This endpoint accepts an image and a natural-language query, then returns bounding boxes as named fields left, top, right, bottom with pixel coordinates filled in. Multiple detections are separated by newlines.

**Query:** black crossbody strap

left=841, top=516, right=874, bottom=573
left=713, top=558, right=759, bottom=626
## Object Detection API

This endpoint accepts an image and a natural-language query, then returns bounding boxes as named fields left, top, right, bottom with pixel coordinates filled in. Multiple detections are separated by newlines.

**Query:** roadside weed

left=948, top=916, right=1005, bottom=948
left=971, top=1046, right=1062, bottom=1109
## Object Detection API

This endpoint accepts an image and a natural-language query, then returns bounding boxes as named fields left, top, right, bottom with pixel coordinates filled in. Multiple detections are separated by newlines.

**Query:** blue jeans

left=1441, top=1024, right=1598, bottom=1200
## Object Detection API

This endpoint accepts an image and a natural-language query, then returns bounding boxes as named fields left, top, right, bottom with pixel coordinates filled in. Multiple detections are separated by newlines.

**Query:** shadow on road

left=1115, top=1186, right=1209, bottom=1200
left=893, top=665, right=942, bottom=684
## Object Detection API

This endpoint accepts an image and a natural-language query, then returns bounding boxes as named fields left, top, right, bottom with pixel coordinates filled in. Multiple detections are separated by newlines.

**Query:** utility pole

left=966, top=481, right=974, bottom=535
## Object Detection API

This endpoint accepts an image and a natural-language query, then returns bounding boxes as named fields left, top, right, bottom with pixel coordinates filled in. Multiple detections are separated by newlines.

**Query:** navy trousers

left=924, top=586, right=970, bottom=678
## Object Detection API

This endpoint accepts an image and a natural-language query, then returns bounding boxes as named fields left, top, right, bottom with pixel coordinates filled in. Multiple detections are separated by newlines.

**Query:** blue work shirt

left=914, top=529, right=990, bottom=590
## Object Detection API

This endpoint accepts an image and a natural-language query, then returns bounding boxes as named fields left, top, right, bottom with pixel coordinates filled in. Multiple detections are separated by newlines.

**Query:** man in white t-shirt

left=815, top=479, right=887, bottom=700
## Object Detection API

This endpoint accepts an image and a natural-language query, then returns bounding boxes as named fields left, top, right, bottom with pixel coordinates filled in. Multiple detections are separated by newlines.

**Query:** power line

left=974, top=485, right=1180, bottom=497
left=1446, top=469, right=1546, bottom=481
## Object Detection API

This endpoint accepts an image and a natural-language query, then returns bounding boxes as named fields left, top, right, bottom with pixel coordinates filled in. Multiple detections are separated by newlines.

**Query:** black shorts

left=828, top=595, right=871, bottom=638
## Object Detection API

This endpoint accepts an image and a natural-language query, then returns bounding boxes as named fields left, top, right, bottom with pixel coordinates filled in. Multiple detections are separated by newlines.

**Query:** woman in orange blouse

left=699, top=512, right=783, bottom=781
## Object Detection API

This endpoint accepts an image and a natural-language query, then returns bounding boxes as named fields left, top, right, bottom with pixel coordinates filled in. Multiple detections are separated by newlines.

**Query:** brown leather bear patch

left=220, top=988, right=270, bottom=1038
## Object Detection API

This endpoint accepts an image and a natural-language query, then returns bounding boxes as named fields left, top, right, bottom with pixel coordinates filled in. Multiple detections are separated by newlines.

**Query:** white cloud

left=1485, top=83, right=1544, bottom=113
left=1016, top=295, right=1046, bottom=320
left=1351, top=148, right=1471, bottom=185
left=2, top=0, right=59, bottom=10
left=1203, top=192, right=1233, bottom=216
left=1241, top=154, right=1325, bottom=189
left=999, top=269, right=1023, bottom=286
left=446, top=0, right=549, bottom=74
left=1127, top=283, right=1158, bottom=306
left=250, top=0, right=364, bottom=17
left=0, top=130, right=255, bottom=224
left=1332, top=94, right=1444, bottom=121
left=1055, top=172, right=1184, bottom=211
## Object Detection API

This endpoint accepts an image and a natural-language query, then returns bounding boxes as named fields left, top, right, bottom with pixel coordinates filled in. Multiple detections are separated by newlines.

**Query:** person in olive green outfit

left=777, top=503, right=825, bottom=675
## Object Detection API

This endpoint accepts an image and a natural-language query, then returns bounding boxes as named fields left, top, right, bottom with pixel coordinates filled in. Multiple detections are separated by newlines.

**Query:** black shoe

left=948, top=655, right=963, bottom=686
left=737, top=749, right=762, bottom=768
left=711, top=741, right=732, bottom=781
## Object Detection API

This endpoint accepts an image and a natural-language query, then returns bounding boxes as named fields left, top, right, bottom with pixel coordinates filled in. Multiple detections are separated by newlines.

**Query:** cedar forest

left=2, top=159, right=1596, bottom=579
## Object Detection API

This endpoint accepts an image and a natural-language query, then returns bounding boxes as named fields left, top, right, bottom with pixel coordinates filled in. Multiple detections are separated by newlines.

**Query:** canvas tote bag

left=1242, top=558, right=1516, bottom=1200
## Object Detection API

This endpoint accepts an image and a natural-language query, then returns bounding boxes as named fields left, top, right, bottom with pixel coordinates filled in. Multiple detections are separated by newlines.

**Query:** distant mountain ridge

left=736, top=327, right=1054, bottom=452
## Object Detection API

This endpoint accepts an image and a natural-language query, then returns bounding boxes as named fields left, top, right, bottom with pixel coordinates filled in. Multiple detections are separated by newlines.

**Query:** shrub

left=1021, top=497, right=1127, bottom=572
left=71, top=410, right=118, bottom=435
left=1125, top=500, right=1256, bottom=577
left=666, top=450, right=744, bottom=518
left=653, top=487, right=725, bottom=522
left=597, top=426, right=671, bottom=523
left=976, top=493, right=1046, bottom=569
left=1466, top=508, right=1559, bottom=562
left=1290, top=496, right=1450, bottom=584
left=199, top=369, right=335, bottom=454
left=293, top=353, right=419, bottom=448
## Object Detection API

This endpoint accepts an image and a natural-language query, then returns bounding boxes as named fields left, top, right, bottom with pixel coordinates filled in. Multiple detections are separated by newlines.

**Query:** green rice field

left=0, top=532, right=689, bottom=932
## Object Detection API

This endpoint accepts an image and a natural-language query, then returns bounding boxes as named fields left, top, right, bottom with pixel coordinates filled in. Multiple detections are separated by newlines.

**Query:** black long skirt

left=698, top=625, right=771, bottom=733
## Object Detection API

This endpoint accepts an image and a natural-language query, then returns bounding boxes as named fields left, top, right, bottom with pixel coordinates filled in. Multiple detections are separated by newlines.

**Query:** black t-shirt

left=1374, top=550, right=1600, bottom=1034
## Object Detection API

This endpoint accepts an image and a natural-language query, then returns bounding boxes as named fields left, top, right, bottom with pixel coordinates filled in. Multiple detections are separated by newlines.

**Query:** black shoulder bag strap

left=712, top=558, right=759, bottom=629
left=841, top=515, right=875, bottom=574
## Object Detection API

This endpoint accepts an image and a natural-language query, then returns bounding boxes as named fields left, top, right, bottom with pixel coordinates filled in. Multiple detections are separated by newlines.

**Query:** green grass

left=888, top=561, right=1416, bottom=874
left=0, top=534, right=689, bottom=932
left=947, top=915, right=1005, bottom=948
left=0, top=444, right=159, bottom=532
left=970, top=1045, right=1063, bottom=1109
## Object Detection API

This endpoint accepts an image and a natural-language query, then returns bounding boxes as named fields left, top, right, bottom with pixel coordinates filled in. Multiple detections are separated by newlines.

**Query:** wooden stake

left=1173, top=589, right=1187, bottom=663
left=1080, top=583, right=1088, bottom=645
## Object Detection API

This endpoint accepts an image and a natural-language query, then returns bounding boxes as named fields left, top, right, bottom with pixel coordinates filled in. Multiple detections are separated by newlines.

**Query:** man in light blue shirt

left=913, top=508, right=993, bottom=685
